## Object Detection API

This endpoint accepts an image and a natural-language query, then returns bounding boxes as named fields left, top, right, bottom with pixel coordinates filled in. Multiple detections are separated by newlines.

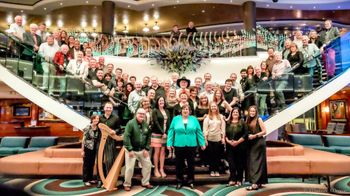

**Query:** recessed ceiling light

left=86, top=1, right=89, bottom=3
left=230, top=0, right=233, bottom=2
left=290, top=5, right=293, bottom=9
left=338, top=5, right=341, bottom=9
left=201, top=10, right=205, bottom=13
left=313, top=6, right=316, bottom=9
left=266, top=4, right=270, bottom=7
left=60, top=2, right=63, bottom=6
left=20, top=10, right=23, bottom=13
left=127, top=5, right=130, bottom=8
left=151, top=3, right=154, bottom=7
left=176, top=0, right=180, bottom=3
left=43, top=7, right=46, bottom=10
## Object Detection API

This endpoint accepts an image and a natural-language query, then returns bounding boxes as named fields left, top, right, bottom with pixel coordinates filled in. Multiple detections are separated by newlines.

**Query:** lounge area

left=0, top=136, right=58, bottom=157
left=1, top=141, right=350, bottom=181
left=288, top=134, right=350, bottom=155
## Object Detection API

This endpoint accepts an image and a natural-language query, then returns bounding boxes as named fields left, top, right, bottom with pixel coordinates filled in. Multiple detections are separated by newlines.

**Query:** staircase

left=0, top=30, right=349, bottom=185
left=132, top=157, right=229, bottom=185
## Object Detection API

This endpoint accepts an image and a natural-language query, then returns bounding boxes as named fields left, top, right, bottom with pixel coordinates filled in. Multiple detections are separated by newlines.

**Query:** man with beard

left=97, top=102, right=121, bottom=188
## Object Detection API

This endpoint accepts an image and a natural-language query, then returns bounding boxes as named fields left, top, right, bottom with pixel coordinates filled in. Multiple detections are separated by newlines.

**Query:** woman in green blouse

left=167, top=104, right=206, bottom=190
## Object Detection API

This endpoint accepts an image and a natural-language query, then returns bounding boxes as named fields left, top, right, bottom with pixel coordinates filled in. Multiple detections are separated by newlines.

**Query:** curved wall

left=103, top=52, right=267, bottom=83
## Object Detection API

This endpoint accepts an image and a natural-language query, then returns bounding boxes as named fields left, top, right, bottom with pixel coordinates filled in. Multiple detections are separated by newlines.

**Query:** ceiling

left=0, top=0, right=350, bottom=14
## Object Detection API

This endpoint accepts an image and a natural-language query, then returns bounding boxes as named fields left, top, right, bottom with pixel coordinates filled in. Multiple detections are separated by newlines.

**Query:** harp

left=97, top=123, right=125, bottom=191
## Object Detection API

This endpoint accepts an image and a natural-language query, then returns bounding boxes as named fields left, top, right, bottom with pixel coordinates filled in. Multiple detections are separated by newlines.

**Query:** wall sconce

left=91, top=29, right=98, bottom=37
left=80, top=29, right=87, bottom=37
left=322, top=106, right=330, bottom=113
left=153, top=21, right=159, bottom=31
left=122, top=26, right=128, bottom=34
left=143, top=23, right=150, bottom=33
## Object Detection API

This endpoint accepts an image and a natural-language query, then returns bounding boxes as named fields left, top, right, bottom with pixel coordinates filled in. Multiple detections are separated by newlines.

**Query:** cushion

left=328, top=146, right=350, bottom=155
left=18, top=148, right=44, bottom=154
left=336, top=147, right=350, bottom=155
left=0, top=147, right=25, bottom=156
left=0, top=137, right=29, bottom=148
left=306, top=145, right=336, bottom=153
left=325, top=136, right=350, bottom=147
left=289, top=134, right=323, bottom=146
left=28, top=137, right=58, bottom=148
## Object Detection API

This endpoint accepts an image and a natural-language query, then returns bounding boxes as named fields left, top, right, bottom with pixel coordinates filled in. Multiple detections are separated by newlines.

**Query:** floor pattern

left=1, top=176, right=349, bottom=195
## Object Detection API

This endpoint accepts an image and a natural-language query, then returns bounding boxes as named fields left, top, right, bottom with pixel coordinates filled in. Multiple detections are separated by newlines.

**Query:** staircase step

left=134, top=165, right=210, bottom=175
left=165, top=157, right=202, bottom=165
left=132, top=173, right=230, bottom=185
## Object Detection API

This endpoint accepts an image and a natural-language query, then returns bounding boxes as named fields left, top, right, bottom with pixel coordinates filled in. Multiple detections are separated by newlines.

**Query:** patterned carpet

left=1, top=176, right=349, bottom=195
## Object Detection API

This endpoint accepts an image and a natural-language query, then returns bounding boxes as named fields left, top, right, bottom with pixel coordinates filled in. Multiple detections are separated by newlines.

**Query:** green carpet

left=0, top=176, right=348, bottom=195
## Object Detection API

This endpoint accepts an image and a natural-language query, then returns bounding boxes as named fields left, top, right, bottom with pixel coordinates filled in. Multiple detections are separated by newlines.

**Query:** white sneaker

left=215, top=172, right=220, bottom=177
left=210, top=171, right=215, bottom=177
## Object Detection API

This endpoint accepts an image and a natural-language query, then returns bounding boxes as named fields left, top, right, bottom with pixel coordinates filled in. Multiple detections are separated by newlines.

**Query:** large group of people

left=6, top=15, right=343, bottom=191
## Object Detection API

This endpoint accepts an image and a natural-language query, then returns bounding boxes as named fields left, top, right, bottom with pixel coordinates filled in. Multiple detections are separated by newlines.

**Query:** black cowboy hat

left=176, top=76, right=191, bottom=88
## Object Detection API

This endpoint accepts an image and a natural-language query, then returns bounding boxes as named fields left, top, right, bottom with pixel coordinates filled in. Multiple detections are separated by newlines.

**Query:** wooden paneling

left=0, top=99, right=82, bottom=138
left=319, top=87, right=350, bottom=132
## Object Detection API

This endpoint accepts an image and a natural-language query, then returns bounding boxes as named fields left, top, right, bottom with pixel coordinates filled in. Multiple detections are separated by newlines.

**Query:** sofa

left=17, top=136, right=58, bottom=154
left=288, top=134, right=336, bottom=153
left=0, top=137, right=29, bottom=156
left=0, top=143, right=82, bottom=175
left=324, top=136, right=350, bottom=155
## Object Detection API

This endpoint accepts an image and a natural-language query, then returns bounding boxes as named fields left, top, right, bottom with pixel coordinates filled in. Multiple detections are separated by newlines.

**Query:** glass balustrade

left=0, top=30, right=348, bottom=125
left=64, top=26, right=285, bottom=58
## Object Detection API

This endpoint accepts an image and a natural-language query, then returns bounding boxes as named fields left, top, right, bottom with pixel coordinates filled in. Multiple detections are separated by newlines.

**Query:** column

left=241, top=1, right=257, bottom=56
left=102, top=1, right=115, bottom=35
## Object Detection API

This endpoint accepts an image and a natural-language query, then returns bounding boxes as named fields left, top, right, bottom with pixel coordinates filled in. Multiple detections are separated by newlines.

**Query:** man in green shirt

left=123, top=108, right=153, bottom=191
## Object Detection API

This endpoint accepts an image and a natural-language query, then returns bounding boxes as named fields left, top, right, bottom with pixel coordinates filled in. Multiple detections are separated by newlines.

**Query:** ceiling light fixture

left=60, top=2, right=63, bottom=6
left=44, top=7, right=47, bottom=10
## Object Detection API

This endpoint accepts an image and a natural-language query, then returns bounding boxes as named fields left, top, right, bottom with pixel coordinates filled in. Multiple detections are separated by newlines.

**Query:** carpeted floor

left=1, top=176, right=349, bottom=195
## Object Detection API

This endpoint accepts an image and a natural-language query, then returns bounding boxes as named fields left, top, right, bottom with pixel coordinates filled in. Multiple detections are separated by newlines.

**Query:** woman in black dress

left=195, top=94, right=209, bottom=166
left=151, top=96, right=171, bottom=178
left=225, top=107, right=248, bottom=186
left=246, top=105, right=268, bottom=190
left=287, top=42, right=305, bottom=74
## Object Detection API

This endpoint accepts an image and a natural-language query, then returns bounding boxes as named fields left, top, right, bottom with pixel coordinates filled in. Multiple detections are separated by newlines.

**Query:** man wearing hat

left=176, top=76, right=191, bottom=98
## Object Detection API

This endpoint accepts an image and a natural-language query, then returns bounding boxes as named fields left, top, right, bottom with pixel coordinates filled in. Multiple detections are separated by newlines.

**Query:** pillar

left=102, top=1, right=115, bottom=35
left=242, top=1, right=257, bottom=56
